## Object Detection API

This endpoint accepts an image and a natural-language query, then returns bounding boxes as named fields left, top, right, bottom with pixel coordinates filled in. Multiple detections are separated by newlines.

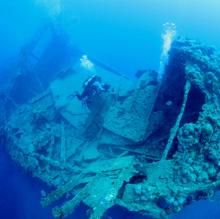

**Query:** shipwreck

left=2, top=34, right=220, bottom=219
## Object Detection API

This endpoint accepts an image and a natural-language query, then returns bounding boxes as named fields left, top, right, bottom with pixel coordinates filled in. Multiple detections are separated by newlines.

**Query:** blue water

left=1, top=0, right=220, bottom=74
left=0, top=145, right=53, bottom=219
left=1, top=0, right=220, bottom=218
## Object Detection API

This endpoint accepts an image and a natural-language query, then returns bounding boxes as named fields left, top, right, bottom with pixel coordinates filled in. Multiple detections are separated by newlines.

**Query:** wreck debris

left=4, top=37, right=220, bottom=219
left=103, top=70, right=158, bottom=143
left=162, top=80, right=191, bottom=160
left=60, top=121, right=66, bottom=167
left=0, top=24, right=80, bottom=127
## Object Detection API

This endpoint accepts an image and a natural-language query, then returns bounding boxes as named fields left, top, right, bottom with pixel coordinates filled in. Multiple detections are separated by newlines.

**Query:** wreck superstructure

left=4, top=38, right=220, bottom=219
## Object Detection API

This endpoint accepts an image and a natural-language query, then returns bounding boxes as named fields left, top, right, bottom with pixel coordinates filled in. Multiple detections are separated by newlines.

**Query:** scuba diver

left=72, top=74, right=110, bottom=108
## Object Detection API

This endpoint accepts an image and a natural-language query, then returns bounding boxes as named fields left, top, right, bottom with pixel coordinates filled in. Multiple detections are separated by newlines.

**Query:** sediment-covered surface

left=5, top=38, right=220, bottom=218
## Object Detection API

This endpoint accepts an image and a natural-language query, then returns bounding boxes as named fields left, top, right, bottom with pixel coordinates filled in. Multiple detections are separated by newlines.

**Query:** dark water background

left=1, top=0, right=220, bottom=218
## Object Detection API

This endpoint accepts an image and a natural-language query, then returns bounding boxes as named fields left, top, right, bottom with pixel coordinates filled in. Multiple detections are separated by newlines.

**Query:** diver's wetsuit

left=76, top=75, right=105, bottom=101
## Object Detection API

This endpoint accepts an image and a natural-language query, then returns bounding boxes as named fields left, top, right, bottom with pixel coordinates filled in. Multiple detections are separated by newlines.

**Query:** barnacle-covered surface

left=5, top=38, right=220, bottom=219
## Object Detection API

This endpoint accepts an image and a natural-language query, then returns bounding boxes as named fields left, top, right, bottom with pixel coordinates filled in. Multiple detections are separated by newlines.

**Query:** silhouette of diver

left=71, top=74, right=110, bottom=107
